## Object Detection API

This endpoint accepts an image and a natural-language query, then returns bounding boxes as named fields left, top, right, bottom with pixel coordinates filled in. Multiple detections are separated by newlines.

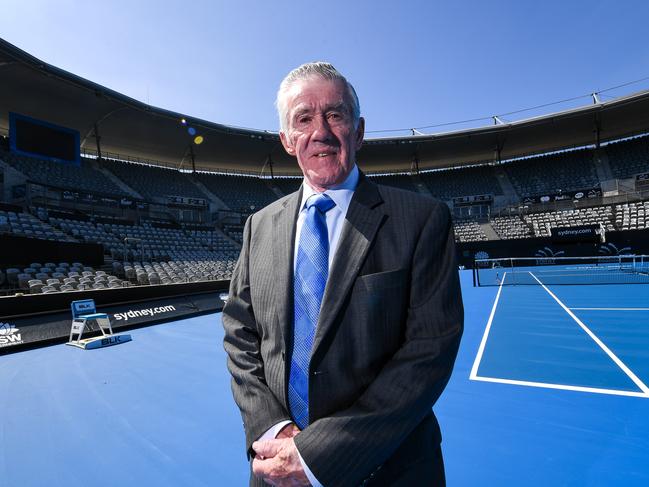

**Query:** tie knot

left=307, top=194, right=336, bottom=214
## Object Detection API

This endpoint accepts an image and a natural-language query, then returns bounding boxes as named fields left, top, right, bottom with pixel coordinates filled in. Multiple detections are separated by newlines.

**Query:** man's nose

left=311, top=114, right=334, bottom=142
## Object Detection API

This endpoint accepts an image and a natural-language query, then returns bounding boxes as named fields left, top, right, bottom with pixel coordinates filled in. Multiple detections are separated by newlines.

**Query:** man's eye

left=297, top=116, right=311, bottom=124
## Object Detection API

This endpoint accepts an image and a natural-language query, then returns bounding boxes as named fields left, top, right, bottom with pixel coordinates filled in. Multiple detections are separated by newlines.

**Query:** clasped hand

left=252, top=423, right=310, bottom=486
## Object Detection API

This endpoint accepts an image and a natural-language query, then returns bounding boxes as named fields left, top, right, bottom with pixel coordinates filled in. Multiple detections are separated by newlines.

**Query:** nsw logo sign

left=0, top=323, right=23, bottom=348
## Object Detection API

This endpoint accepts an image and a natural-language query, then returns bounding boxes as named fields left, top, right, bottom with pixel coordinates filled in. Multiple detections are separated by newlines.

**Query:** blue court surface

left=1, top=270, right=648, bottom=486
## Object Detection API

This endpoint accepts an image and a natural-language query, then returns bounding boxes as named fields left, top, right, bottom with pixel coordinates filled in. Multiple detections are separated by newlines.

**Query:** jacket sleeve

left=294, top=202, right=464, bottom=486
left=222, top=215, right=291, bottom=458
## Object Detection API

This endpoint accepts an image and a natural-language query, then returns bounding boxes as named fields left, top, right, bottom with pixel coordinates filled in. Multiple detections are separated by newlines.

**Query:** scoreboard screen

left=9, top=112, right=80, bottom=165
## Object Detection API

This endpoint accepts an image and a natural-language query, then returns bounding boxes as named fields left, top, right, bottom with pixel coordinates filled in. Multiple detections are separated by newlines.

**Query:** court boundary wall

left=0, top=280, right=229, bottom=354
left=457, top=228, right=649, bottom=268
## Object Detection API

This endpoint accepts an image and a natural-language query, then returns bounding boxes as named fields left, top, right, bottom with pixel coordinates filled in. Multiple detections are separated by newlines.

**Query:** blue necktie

left=289, top=193, right=336, bottom=429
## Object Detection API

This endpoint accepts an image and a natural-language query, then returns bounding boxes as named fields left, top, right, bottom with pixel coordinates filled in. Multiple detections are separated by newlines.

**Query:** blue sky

left=2, top=0, right=648, bottom=137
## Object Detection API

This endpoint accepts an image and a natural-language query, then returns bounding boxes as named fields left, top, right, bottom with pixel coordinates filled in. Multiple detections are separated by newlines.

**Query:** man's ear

left=354, top=117, right=365, bottom=151
left=280, top=131, right=295, bottom=155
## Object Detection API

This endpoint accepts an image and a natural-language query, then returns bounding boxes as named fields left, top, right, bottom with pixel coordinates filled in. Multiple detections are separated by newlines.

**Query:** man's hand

left=252, top=437, right=310, bottom=486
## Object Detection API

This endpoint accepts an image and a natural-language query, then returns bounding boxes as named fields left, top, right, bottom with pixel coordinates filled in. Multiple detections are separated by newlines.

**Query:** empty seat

left=18, top=273, right=33, bottom=290
left=6, top=268, right=20, bottom=286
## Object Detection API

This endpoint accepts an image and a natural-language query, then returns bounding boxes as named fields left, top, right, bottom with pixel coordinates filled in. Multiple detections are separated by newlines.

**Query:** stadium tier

left=195, top=173, right=279, bottom=212
left=3, top=119, right=649, bottom=293
left=504, top=148, right=600, bottom=197
left=369, top=173, right=421, bottom=192
left=453, top=219, right=488, bottom=242
left=490, top=215, right=533, bottom=240
left=100, top=158, right=209, bottom=200
left=419, top=165, right=503, bottom=200
left=2, top=150, right=130, bottom=197
left=272, top=177, right=303, bottom=196
left=3, top=136, right=649, bottom=254
left=605, top=135, right=649, bottom=179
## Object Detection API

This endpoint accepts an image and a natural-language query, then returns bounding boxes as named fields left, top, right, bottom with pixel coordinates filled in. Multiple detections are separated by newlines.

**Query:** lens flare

left=194, top=135, right=204, bottom=145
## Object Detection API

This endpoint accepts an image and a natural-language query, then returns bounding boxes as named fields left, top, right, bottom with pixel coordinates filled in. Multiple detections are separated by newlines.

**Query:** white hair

left=275, top=62, right=361, bottom=132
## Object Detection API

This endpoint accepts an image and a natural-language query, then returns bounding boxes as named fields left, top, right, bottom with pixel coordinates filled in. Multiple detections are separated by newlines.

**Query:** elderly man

left=223, top=62, right=463, bottom=487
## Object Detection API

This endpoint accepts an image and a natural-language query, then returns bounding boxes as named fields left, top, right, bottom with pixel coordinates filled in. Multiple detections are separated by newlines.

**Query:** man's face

left=280, top=77, right=365, bottom=191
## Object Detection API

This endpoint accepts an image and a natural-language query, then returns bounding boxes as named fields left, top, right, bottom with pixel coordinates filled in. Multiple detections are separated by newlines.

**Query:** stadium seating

left=273, top=177, right=302, bottom=196
left=369, top=174, right=420, bottom=193
left=605, top=136, right=649, bottom=179
left=504, top=149, right=599, bottom=197
left=196, top=173, right=278, bottom=212
left=1, top=151, right=129, bottom=196
left=5, top=128, right=649, bottom=296
left=453, top=220, right=488, bottom=242
left=100, top=158, right=209, bottom=200
left=490, top=215, right=533, bottom=240
left=0, top=209, right=75, bottom=242
left=222, top=223, right=244, bottom=243
left=524, top=205, right=615, bottom=237
left=615, top=201, right=649, bottom=230
left=419, top=166, right=502, bottom=200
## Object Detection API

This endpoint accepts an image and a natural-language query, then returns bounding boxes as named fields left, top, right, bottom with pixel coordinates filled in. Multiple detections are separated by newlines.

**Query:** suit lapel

left=272, top=187, right=303, bottom=348
left=311, top=175, right=385, bottom=356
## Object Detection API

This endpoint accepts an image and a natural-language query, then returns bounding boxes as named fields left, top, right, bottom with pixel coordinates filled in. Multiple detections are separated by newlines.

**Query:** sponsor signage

left=0, top=293, right=225, bottom=355
left=453, top=194, right=493, bottom=206
left=551, top=224, right=601, bottom=243
left=0, top=322, right=23, bottom=348
left=522, top=188, right=601, bottom=205
left=112, top=305, right=178, bottom=323
left=167, top=196, right=207, bottom=207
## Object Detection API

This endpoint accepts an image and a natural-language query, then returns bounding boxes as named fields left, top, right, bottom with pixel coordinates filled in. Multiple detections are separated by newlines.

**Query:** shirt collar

left=299, top=164, right=359, bottom=215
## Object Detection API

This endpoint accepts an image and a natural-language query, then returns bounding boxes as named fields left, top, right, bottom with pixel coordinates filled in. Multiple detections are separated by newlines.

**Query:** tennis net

left=473, top=255, right=649, bottom=286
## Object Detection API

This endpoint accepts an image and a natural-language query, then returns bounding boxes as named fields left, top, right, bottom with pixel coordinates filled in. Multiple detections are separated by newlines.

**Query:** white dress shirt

left=258, top=164, right=360, bottom=487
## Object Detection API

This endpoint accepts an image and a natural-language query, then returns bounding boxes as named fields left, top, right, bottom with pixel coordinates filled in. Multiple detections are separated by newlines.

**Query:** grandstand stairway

left=409, top=173, right=434, bottom=197
left=493, top=166, right=519, bottom=203
left=480, top=222, right=500, bottom=241
left=267, top=180, right=286, bottom=198
left=592, top=149, right=615, bottom=183
left=0, top=159, right=27, bottom=200
left=188, top=176, right=230, bottom=210
left=213, top=224, right=242, bottom=247
left=95, top=163, right=143, bottom=199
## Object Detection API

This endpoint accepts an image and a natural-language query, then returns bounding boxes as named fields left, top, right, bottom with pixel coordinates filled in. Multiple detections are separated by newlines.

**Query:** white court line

left=469, top=272, right=505, bottom=380
left=570, top=308, right=649, bottom=311
left=472, top=375, right=649, bottom=398
left=529, top=271, right=649, bottom=397
left=470, top=276, right=648, bottom=398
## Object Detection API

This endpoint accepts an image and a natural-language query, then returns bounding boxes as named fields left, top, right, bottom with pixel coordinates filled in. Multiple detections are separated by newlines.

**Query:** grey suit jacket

left=223, top=174, right=463, bottom=486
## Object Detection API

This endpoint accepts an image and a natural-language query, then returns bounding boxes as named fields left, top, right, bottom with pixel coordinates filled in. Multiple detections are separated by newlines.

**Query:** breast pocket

left=357, top=268, right=408, bottom=293
left=344, top=268, right=410, bottom=376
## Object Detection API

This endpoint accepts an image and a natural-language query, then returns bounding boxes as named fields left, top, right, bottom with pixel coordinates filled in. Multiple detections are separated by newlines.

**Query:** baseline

left=471, top=375, right=649, bottom=398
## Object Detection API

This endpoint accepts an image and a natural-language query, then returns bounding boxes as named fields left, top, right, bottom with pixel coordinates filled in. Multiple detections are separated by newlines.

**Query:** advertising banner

left=0, top=292, right=226, bottom=355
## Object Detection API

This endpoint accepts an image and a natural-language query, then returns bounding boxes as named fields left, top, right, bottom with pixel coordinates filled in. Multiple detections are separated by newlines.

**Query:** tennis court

left=2, top=268, right=648, bottom=485
left=442, top=262, right=649, bottom=485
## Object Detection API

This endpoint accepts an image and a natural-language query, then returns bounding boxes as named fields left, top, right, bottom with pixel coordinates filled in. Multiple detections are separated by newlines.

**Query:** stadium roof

left=2, top=37, right=649, bottom=176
